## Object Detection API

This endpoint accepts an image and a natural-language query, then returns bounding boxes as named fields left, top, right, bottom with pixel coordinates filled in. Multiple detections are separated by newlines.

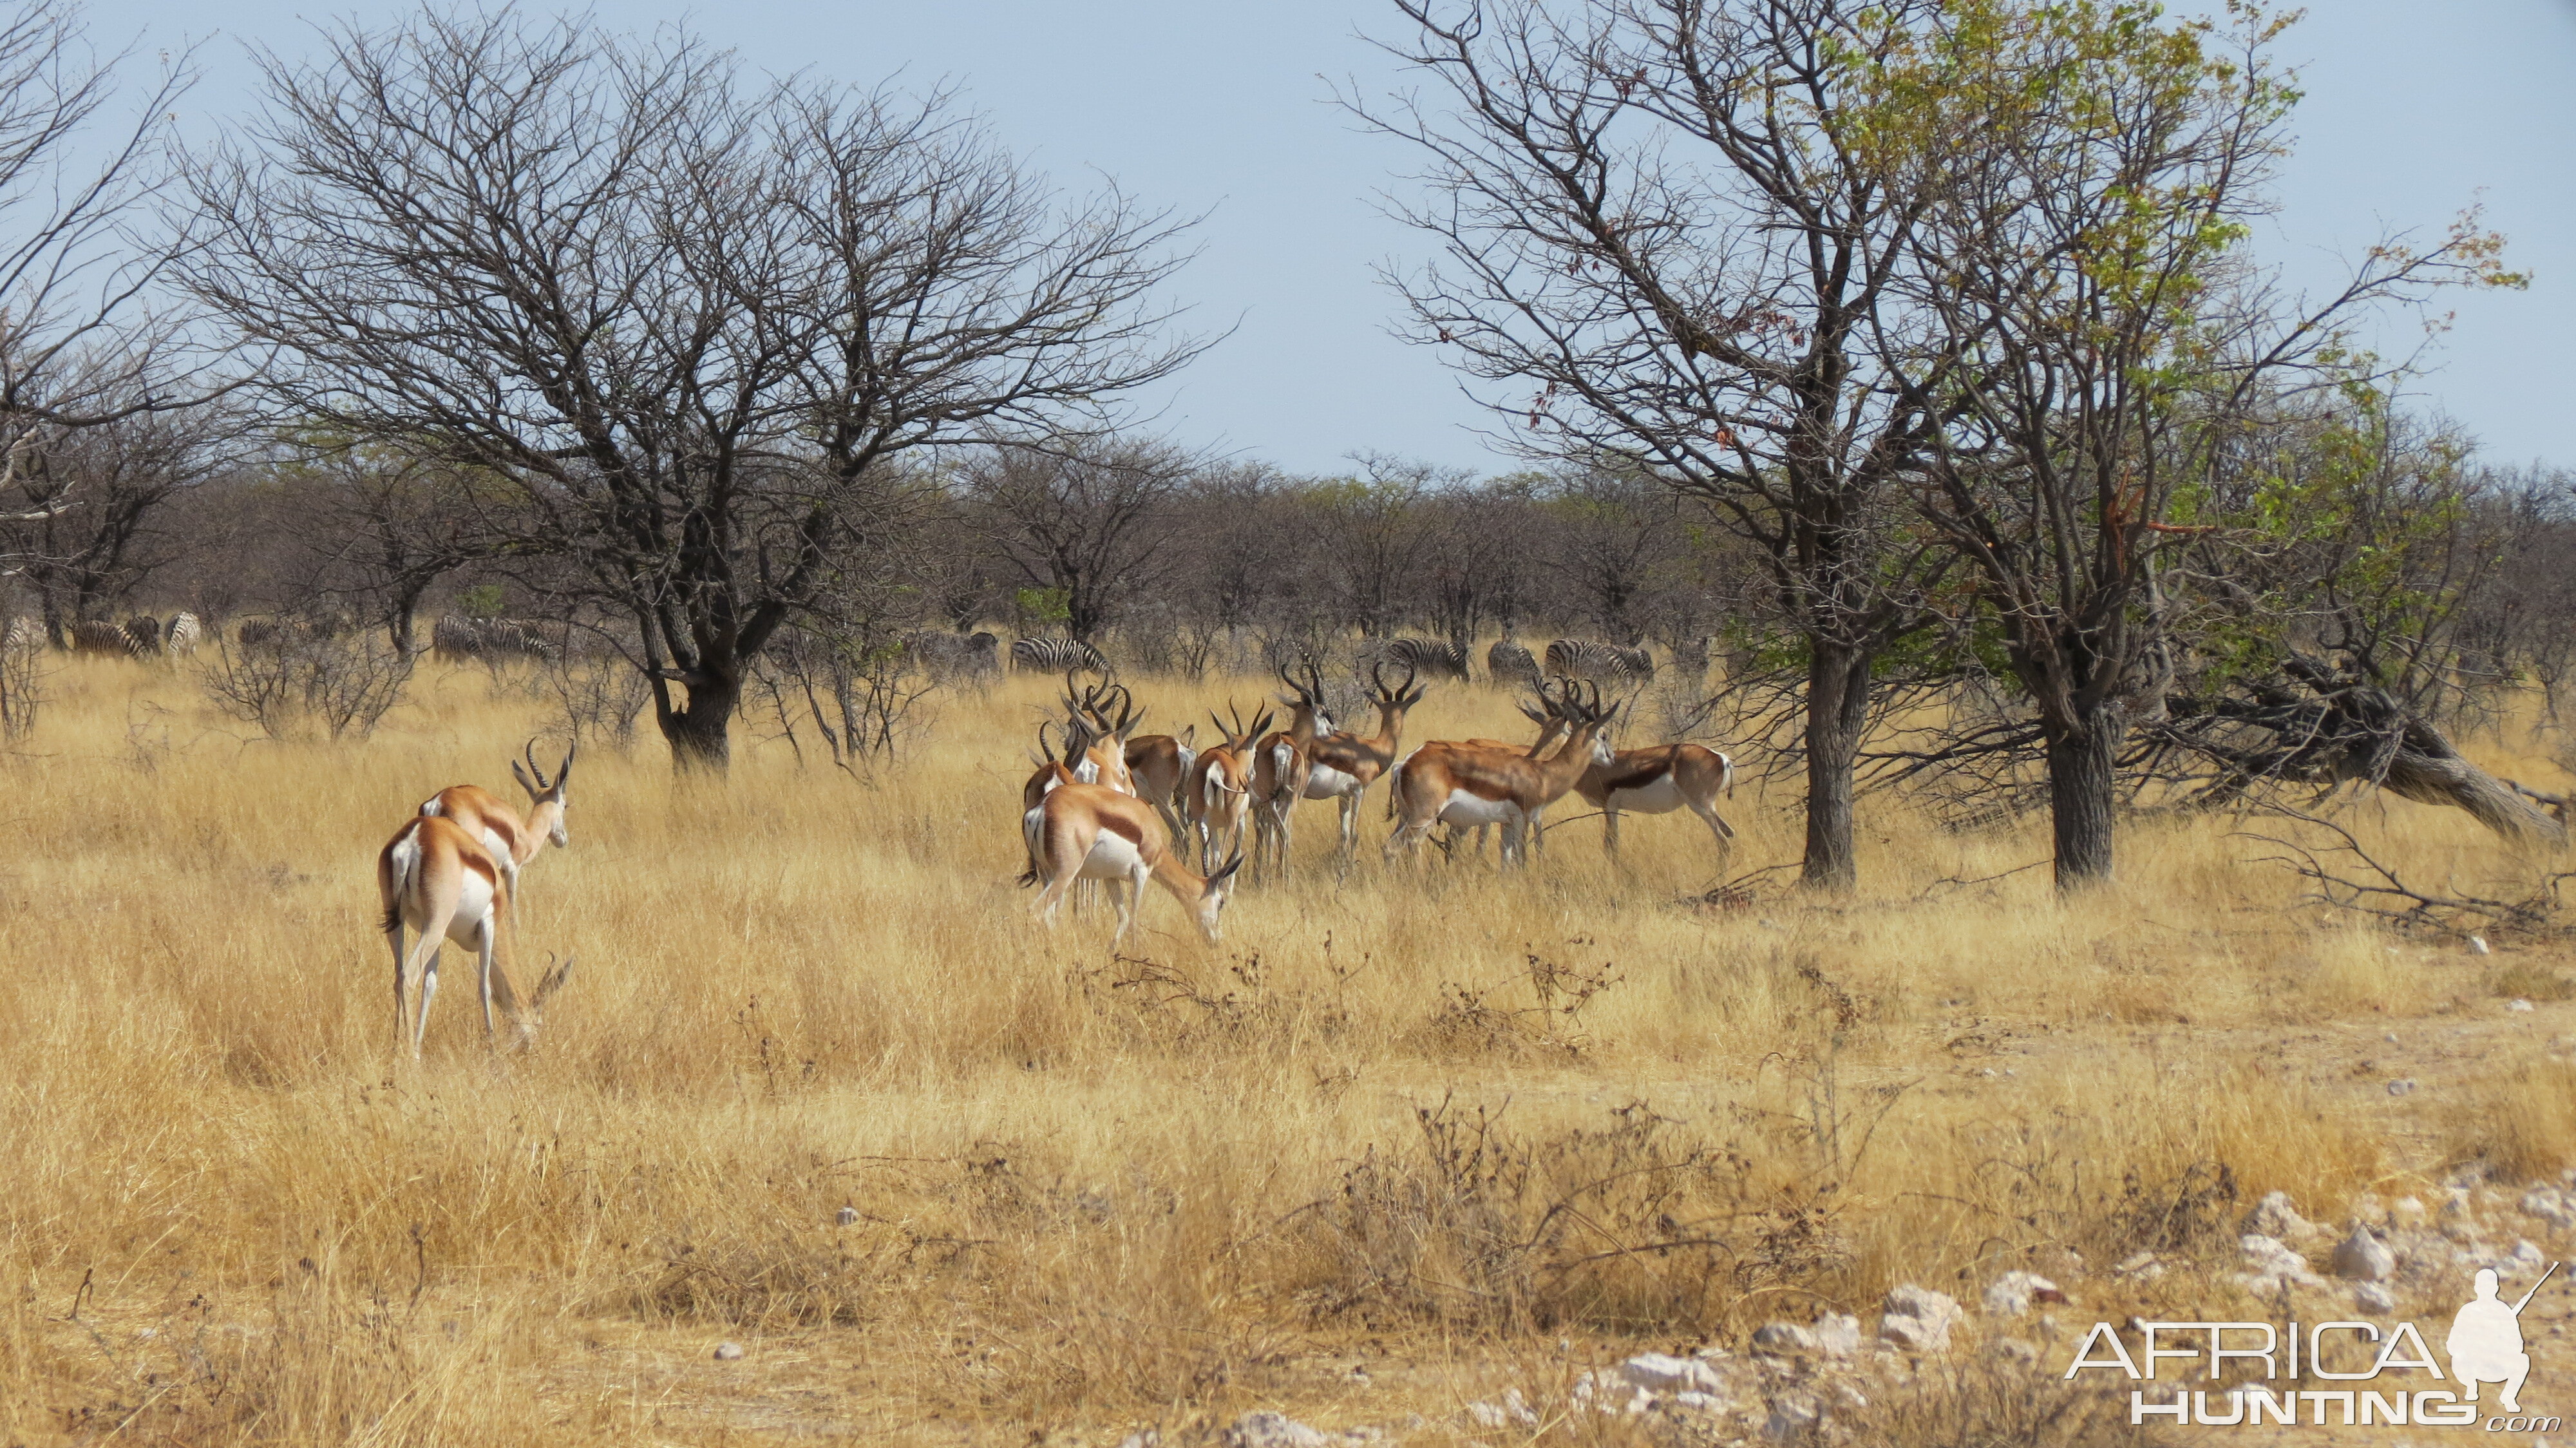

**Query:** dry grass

left=1, top=656, right=2571, bottom=1443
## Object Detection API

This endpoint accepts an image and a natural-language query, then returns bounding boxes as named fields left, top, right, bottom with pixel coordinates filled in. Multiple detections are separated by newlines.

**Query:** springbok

left=1575, top=726, right=1739, bottom=862
left=1386, top=681, right=1616, bottom=865
left=419, top=739, right=574, bottom=922
left=377, top=813, right=572, bottom=1058
left=1300, top=661, right=1426, bottom=856
left=1249, top=662, right=1336, bottom=879
left=1184, top=702, right=1274, bottom=873
left=1025, top=781, right=1245, bottom=944
left=1123, top=719, right=1198, bottom=837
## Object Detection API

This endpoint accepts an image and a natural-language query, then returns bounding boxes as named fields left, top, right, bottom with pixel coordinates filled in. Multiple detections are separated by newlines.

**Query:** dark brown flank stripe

left=1099, top=814, right=1146, bottom=846
left=1598, top=756, right=1676, bottom=794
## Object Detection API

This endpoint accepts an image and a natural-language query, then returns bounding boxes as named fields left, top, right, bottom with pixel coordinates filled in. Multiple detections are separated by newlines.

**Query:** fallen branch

left=2233, top=801, right=2570, bottom=938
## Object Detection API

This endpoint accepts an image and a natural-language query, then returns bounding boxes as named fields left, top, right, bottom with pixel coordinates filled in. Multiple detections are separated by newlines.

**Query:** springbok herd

left=21, top=620, right=1729, bottom=1057
left=1016, top=659, right=1738, bottom=949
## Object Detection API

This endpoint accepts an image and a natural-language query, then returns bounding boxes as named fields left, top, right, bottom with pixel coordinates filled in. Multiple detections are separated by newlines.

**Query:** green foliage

left=455, top=584, right=507, bottom=620
left=1012, top=587, right=1070, bottom=627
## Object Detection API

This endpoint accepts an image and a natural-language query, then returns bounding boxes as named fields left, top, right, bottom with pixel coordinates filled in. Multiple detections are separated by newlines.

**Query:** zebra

left=905, top=629, right=1001, bottom=683
left=1486, top=639, right=1541, bottom=685
left=164, top=612, right=203, bottom=655
left=432, top=614, right=557, bottom=662
left=1381, top=636, right=1470, bottom=680
left=70, top=619, right=146, bottom=656
left=237, top=617, right=310, bottom=653
left=123, top=615, right=164, bottom=656
left=1010, top=636, right=1108, bottom=675
left=1, top=617, right=37, bottom=653
left=1546, top=639, right=1654, bottom=685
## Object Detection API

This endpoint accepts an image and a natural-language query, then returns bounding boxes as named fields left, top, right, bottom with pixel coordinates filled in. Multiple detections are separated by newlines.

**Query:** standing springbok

left=1300, top=661, right=1426, bottom=857
left=1249, top=662, right=1336, bottom=879
left=377, top=814, right=573, bottom=1058
left=1025, top=781, right=1245, bottom=944
left=419, top=739, right=574, bottom=922
left=1576, top=725, right=1738, bottom=862
left=1385, top=681, right=1616, bottom=865
left=1184, top=702, right=1273, bottom=873
left=1124, top=721, right=1197, bottom=838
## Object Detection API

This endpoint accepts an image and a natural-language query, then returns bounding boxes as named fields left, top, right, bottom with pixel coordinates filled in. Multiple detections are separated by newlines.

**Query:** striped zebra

left=1010, top=636, right=1108, bottom=675
left=1381, top=636, right=1470, bottom=680
left=433, top=614, right=557, bottom=662
left=1486, top=638, right=1541, bottom=685
left=163, top=612, right=203, bottom=655
left=1, top=617, right=37, bottom=653
left=70, top=619, right=146, bottom=656
left=123, top=615, right=164, bottom=656
left=1545, top=639, right=1654, bottom=685
left=237, top=617, right=305, bottom=653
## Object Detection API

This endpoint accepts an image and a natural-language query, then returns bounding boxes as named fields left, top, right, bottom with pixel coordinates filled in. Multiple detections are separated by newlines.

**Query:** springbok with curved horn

left=1184, top=701, right=1274, bottom=872
left=1025, top=781, right=1245, bottom=944
left=1249, top=660, right=1336, bottom=879
left=419, top=739, right=574, bottom=921
left=1575, top=722, right=1739, bottom=863
left=377, top=814, right=573, bottom=1058
left=1386, top=681, right=1617, bottom=866
left=1300, top=660, right=1426, bottom=857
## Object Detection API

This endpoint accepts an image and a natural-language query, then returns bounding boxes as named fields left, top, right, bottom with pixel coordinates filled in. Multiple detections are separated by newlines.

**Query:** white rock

left=1226, top=1412, right=1328, bottom=1448
left=2242, top=1191, right=2316, bottom=1241
left=1762, top=1396, right=1821, bottom=1441
left=2354, top=1282, right=2397, bottom=1314
left=2509, top=998, right=2534, bottom=1012
left=1833, top=1383, right=1869, bottom=1411
left=1622, top=1352, right=1723, bottom=1394
left=1115, top=1434, right=1160, bottom=1448
left=2522, top=1188, right=2576, bottom=1232
left=1670, top=1390, right=1723, bottom=1413
left=2331, top=1226, right=2396, bottom=1282
left=2237, top=1234, right=2326, bottom=1290
left=2512, top=1238, right=2546, bottom=1268
left=1982, top=1270, right=2064, bottom=1317
left=712, top=1340, right=744, bottom=1361
left=1465, top=1388, right=1538, bottom=1429
left=1751, top=1322, right=1819, bottom=1356
left=2470, top=936, right=2492, bottom=955
left=2387, top=1079, right=2417, bottom=1096
left=834, top=1205, right=859, bottom=1226
left=1812, top=1312, right=1863, bottom=1358
left=2392, top=1196, right=2429, bottom=1227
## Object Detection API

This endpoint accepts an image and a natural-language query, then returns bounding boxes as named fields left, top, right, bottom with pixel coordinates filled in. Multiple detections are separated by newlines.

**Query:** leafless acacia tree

left=965, top=438, right=1196, bottom=646
left=185, top=11, right=1206, bottom=770
left=1356, top=0, right=1963, bottom=889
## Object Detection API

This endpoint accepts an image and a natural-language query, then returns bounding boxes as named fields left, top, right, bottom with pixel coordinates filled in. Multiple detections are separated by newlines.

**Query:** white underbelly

left=444, top=872, right=498, bottom=948
left=1437, top=792, right=1523, bottom=828
left=1078, top=830, right=1146, bottom=879
left=1305, top=765, right=1358, bottom=799
left=1609, top=775, right=1686, bottom=814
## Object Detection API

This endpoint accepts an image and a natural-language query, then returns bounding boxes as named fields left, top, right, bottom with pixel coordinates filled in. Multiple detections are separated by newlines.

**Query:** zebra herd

left=2, top=612, right=205, bottom=657
left=1013, top=631, right=1666, bottom=690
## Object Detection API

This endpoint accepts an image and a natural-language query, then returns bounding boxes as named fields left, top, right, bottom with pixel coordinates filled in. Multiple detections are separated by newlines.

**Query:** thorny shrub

left=1294, top=1097, right=1850, bottom=1337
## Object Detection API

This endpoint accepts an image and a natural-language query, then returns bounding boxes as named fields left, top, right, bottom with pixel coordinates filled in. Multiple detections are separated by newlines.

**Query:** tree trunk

left=1802, top=643, right=1872, bottom=891
left=658, top=671, right=741, bottom=772
left=2043, top=706, right=2121, bottom=890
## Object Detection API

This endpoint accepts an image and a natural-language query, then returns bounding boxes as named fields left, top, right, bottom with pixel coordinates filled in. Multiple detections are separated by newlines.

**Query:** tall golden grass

left=0, top=654, right=2568, bottom=1443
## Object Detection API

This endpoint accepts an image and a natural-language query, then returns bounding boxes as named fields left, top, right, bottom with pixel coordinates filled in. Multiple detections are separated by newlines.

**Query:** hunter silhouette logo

left=2450, top=1263, right=2554, bottom=1415
left=2065, top=1261, right=2564, bottom=1431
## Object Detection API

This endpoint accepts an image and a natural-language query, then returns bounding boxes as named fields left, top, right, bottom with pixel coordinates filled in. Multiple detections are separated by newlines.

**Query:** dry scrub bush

left=198, top=629, right=412, bottom=740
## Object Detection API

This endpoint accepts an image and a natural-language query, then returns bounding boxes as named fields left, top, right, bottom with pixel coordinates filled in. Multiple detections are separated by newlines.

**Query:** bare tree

left=1356, top=0, right=1964, bottom=889
left=186, top=11, right=1206, bottom=770
left=965, top=437, right=1193, bottom=645
left=4, top=394, right=240, bottom=639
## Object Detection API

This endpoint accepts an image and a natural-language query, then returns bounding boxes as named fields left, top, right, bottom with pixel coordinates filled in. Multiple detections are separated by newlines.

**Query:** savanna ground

left=3, top=654, right=2574, bottom=1447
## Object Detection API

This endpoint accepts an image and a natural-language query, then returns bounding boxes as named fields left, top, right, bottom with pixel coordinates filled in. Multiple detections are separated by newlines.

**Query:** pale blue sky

left=90, top=0, right=2576, bottom=475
